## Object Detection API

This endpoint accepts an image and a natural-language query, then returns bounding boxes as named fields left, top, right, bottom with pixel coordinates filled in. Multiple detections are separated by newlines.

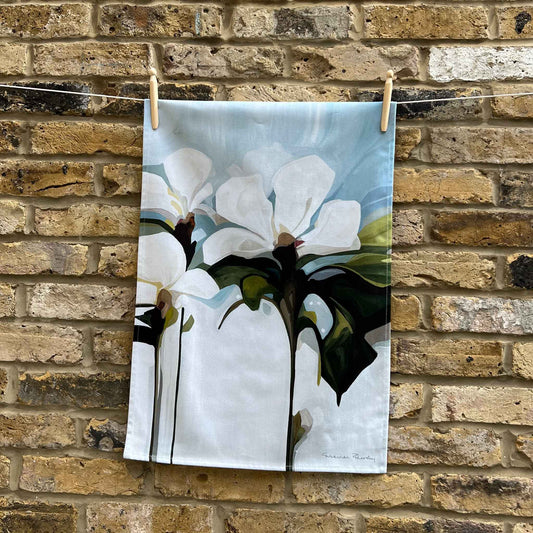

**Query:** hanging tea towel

left=123, top=100, right=396, bottom=473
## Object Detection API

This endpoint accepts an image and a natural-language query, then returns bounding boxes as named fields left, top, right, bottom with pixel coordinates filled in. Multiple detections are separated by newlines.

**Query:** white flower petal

left=297, top=200, right=361, bottom=257
left=215, top=175, right=274, bottom=242
left=140, top=172, right=181, bottom=224
left=169, top=268, right=219, bottom=300
left=190, top=183, right=213, bottom=213
left=135, top=280, right=157, bottom=305
left=241, top=143, right=293, bottom=196
left=272, top=155, right=335, bottom=238
left=163, top=148, right=212, bottom=214
left=137, top=232, right=187, bottom=289
left=202, top=227, right=272, bottom=265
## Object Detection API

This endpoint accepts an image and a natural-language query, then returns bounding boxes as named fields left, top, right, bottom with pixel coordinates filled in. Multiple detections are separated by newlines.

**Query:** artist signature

left=321, top=452, right=376, bottom=462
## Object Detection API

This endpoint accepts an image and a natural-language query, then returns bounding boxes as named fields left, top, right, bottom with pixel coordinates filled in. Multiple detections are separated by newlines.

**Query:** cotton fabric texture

left=123, top=100, right=396, bottom=473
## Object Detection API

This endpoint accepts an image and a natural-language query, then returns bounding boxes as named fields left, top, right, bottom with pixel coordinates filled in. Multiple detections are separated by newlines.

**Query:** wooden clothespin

left=149, top=67, right=159, bottom=130
left=380, top=70, right=394, bottom=133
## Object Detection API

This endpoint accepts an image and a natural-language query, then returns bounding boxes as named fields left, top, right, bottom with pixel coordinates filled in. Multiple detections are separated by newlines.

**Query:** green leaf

left=357, top=214, right=392, bottom=247
left=207, top=255, right=282, bottom=290
left=292, top=409, right=313, bottom=450
left=182, top=314, right=195, bottom=332
left=241, top=275, right=277, bottom=311
left=320, top=304, right=378, bottom=406
left=334, top=253, right=391, bottom=287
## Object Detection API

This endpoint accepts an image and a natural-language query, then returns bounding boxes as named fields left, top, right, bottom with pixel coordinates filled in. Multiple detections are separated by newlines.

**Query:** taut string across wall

left=0, top=83, right=532, bottom=105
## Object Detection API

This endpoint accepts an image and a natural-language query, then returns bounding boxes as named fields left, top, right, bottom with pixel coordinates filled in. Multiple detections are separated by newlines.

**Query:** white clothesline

left=0, top=82, right=532, bottom=105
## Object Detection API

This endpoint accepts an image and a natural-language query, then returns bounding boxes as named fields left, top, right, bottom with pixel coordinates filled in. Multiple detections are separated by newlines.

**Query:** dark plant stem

left=170, top=308, right=185, bottom=463
left=149, top=343, right=161, bottom=461
left=281, top=288, right=297, bottom=471
left=274, top=241, right=300, bottom=472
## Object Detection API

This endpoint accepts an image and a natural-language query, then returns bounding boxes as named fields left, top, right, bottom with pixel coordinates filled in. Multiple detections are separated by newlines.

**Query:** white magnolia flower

left=141, top=148, right=214, bottom=228
left=136, top=232, right=219, bottom=313
left=202, top=155, right=361, bottom=264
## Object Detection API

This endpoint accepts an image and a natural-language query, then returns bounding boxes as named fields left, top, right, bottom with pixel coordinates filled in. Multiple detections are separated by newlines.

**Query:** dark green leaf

left=207, top=255, right=282, bottom=290
left=241, top=275, right=280, bottom=311
left=320, top=304, right=378, bottom=405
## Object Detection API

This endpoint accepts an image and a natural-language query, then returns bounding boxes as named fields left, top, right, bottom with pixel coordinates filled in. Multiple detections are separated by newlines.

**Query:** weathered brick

left=0, top=458, right=8, bottom=488
left=232, top=6, right=353, bottom=40
left=31, top=122, right=142, bottom=157
left=391, top=295, right=422, bottom=332
left=0, top=283, right=16, bottom=317
left=33, top=43, right=150, bottom=77
left=0, top=242, right=88, bottom=275
left=431, top=211, right=533, bottom=247
left=164, top=44, right=285, bottom=78
left=392, top=338, right=504, bottom=377
left=432, top=296, right=533, bottom=335
left=388, top=426, right=501, bottom=467
left=499, top=170, right=533, bottom=207
left=87, top=502, right=213, bottom=533
left=0, top=44, right=27, bottom=75
left=497, top=7, right=533, bottom=38
left=393, top=251, right=495, bottom=289
left=292, top=472, right=423, bottom=506
left=34, top=204, right=139, bottom=237
left=227, top=84, right=352, bottom=102
left=431, top=474, right=533, bottom=516
left=364, top=5, right=488, bottom=39
left=390, top=383, right=423, bottom=419
left=366, top=516, right=504, bottom=533
left=292, top=44, right=419, bottom=82
left=18, top=372, right=129, bottom=409
left=0, top=414, right=75, bottom=448
left=155, top=465, right=284, bottom=503
left=392, top=210, right=423, bottom=246
left=432, top=386, right=533, bottom=425
left=0, top=4, right=90, bottom=38
left=84, top=418, right=126, bottom=452
left=0, top=161, right=94, bottom=197
left=93, top=329, right=133, bottom=365
left=0, top=369, right=7, bottom=401
left=516, top=435, right=533, bottom=463
left=0, top=200, right=25, bottom=234
left=514, top=525, right=533, bottom=533
left=395, top=128, right=421, bottom=161
left=101, top=164, right=141, bottom=196
left=429, top=47, right=533, bottom=82
left=394, top=168, right=493, bottom=204
left=506, top=253, right=533, bottom=289
left=98, top=243, right=137, bottom=278
left=357, top=88, right=483, bottom=121
left=0, top=499, right=77, bottom=533
left=513, top=343, right=533, bottom=380
left=99, top=4, right=222, bottom=37
left=0, top=324, right=83, bottom=364
left=27, top=283, right=135, bottom=321
left=0, top=121, right=24, bottom=153
left=20, top=456, right=142, bottom=495
left=430, top=127, right=533, bottom=164
left=226, top=509, right=354, bottom=533
left=96, top=83, right=216, bottom=117
left=492, top=85, right=533, bottom=118
left=0, top=82, right=91, bottom=115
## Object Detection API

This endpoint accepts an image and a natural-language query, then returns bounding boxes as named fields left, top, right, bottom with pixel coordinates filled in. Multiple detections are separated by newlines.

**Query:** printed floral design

left=202, top=155, right=362, bottom=263
left=134, top=144, right=391, bottom=471
left=201, top=152, right=391, bottom=470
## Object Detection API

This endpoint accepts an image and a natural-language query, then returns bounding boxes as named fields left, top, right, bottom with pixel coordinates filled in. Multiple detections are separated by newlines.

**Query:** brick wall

left=0, top=1, right=531, bottom=532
